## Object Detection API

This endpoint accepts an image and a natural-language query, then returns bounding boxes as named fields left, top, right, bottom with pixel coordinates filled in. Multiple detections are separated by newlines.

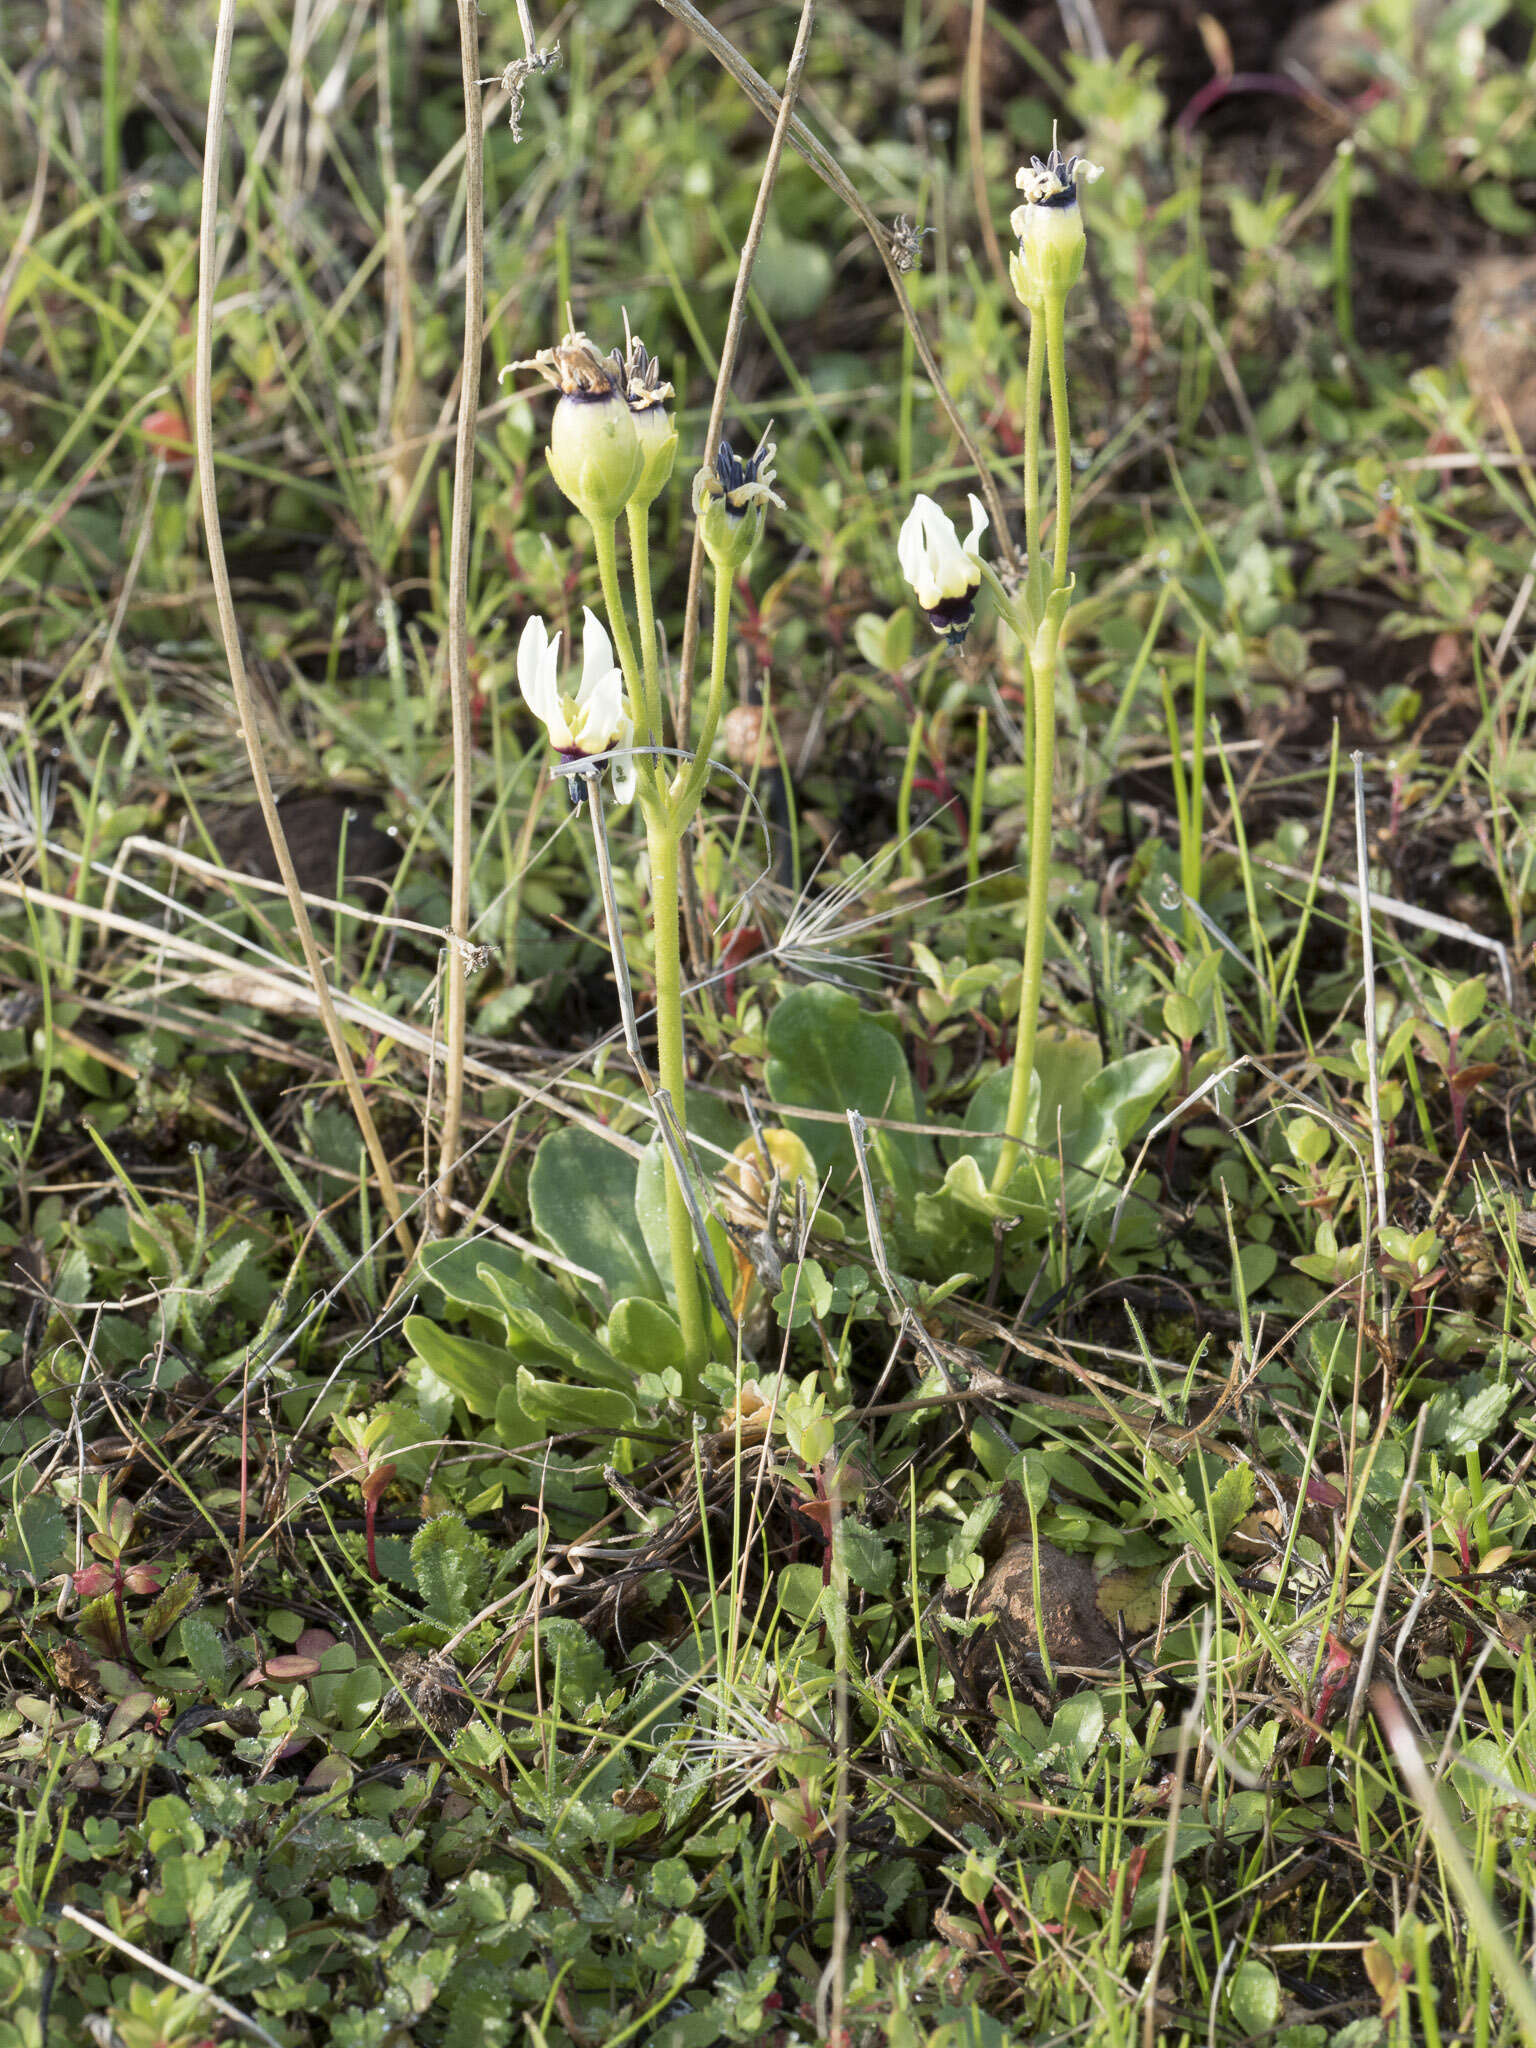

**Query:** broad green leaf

left=403, top=1316, right=521, bottom=1417
left=1227, top=1960, right=1281, bottom=2035
left=1083, top=1044, right=1180, bottom=1147
left=513, top=1367, right=638, bottom=1435
left=414, top=1237, right=537, bottom=1316
left=765, top=984, right=917, bottom=1179
left=606, top=1296, right=685, bottom=1376
left=529, top=1126, right=663, bottom=1307
left=1209, top=1462, right=1256, bottom=1546
left=478, top=1265, right=638, bottom=1393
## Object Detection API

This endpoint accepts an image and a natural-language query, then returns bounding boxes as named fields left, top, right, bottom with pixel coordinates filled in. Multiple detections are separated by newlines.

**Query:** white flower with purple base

left=518, top=606, right=636, bottom=803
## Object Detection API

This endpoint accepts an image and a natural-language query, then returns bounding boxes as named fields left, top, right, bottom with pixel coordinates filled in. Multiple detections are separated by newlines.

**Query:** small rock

left=1451, top=255, right=1536, bottom=446
left=963, top=1537, right=1121, bottom=1701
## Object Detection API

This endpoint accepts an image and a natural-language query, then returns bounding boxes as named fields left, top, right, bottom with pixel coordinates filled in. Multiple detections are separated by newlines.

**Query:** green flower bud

left=1009, top=146, right=1102, bottom=314
left=510, top=331, right=642, bottom=524
left=613, top=334, right=678, bottom=509
left=692, top=431, right=783, bottom=573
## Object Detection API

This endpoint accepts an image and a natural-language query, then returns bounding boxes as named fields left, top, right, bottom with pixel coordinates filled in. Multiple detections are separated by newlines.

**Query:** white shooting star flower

left=517, top=606, right=636, bottom=803
left=897, top=491, right=990, bottom=645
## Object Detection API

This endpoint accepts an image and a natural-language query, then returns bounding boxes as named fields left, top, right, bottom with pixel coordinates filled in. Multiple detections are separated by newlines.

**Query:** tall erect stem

left=992, top=643, right=1055, bottom=1194
left=197, top=0, right=412, bottom=1254
left=647, top=809, right=708, bottom=1372
left=991, top=293, right=1072, bottom=1196
left=590, top=519, right=649, bottom=762
left=435, top=0, right=486, bottom=1229
left=675, top=561, right=733, bottom=821
left=1022, top=311, right=1044, bottom=572
left=1046, top=296, right=1072, bottom=590
left=625, top=500, right=667, bottom=750
left=590, top=512, right=707, bottom=1367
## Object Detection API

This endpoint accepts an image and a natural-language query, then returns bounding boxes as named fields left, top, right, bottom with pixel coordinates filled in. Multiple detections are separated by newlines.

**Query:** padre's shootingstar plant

left=510, top=330, right=774, bottom=1379
left=900, top=143, right=1101, bottom=1194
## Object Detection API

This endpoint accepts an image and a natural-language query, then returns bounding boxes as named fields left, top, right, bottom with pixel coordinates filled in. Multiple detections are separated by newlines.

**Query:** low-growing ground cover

left=2, top=1, right=1536, bottom=2042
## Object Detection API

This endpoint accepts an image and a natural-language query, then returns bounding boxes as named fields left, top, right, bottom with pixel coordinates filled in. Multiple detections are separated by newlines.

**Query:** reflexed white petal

left=578, top=606, right=617, bottom=705
left=517, top=615, right=561, bottom=727
left=963, top=494, right=989, bottom=560
left=609, top=713, right=636, bottom=805
left=897, top=497, right=934, bottom=593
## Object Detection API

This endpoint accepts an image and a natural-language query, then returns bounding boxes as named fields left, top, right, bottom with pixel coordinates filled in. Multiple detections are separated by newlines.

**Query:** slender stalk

left=592, top=513, right=707, bottom=1367
left=197, top=0, right=412, bottom=1254
left=625, top=500, right=667, bottom=747
left=590, top=517, right=652, bottom=781
left=675, top=560, right=734, bottom=820
left=992, top=643, right=1055, bottom=1193
left=435, top=0, right=486, bottom=1231
left=1022, top=310, right=1044, bottom=572
left=647, top=811, right=708, bottom=1373
left=1046, top=295, right=1072, bottom=589
left=991, top=295, right=1074, bottom=1194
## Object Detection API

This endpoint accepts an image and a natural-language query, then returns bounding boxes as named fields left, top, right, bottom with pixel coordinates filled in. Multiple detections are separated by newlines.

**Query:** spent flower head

left=612, top=330, right=677, bottom=507
left=1009, top=145, right=1102, bottom=311
left=898, top=492, right=990, bottom=646
left=693, top=430, right=784, bottom=572
left=518, top=606, right=636, bottom=803
left=508, top=329, right=642, bottom=524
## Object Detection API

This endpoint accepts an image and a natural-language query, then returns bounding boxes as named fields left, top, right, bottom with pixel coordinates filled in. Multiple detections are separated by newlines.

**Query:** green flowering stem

left=1022, top=307, right=1044, bottom=573
left=1046, top=294, right=1072, bottom=589
left=989, top=289, right=1074, bottom=1196
left=589, top=510, right=708, bottom=1372
left=991, top=636, right=1055, bottom=1192
left=646, top=804, right=709, bottom=1375
left=589, top=515, right=657, bottom=795
left=674, top=560, right=733, bottom=821
left=625, top=499, right=668, bottom=752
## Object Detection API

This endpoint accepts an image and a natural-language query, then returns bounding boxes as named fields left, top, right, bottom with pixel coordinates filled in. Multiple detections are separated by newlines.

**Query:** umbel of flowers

left=510, top=328, right=774, bottom=1378
left=898, top=142, right=1101, bottom=1194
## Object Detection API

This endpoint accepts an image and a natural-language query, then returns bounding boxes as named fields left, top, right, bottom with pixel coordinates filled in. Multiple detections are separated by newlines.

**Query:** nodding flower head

left=508, top=329, right=642, bottom=524
left=897, top=492, right=989, bottom=646
left=517, top=606, right=636, bottom=804
left=692, top=430, right=784, bottom=571
left=612, top=332, right=677, bottom=507
left=1009, top=146, right=1102, bottom=311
